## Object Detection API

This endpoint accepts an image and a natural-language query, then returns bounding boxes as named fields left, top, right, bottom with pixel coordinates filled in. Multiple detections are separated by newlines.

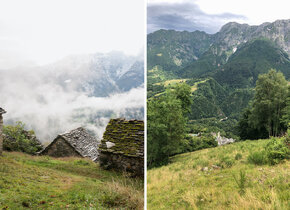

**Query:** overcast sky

left=148, top=0, right=290, bottom=34
left=0, top=0, right=144, bottom=68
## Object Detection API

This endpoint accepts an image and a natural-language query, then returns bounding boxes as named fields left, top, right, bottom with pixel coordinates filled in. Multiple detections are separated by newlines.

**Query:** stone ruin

left=0, top=107, right=6, bottom=155
left=98, top=118, right=144, bottom=176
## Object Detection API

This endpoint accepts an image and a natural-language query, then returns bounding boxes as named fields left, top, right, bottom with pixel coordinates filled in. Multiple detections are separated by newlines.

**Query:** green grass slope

left=147, top=140, right=289, bottom=209
left=0, top=152, right=143, bottom=209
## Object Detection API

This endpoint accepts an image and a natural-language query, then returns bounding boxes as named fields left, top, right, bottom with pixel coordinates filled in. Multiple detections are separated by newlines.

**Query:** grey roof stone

left=43, top=127, right=99, bottom=161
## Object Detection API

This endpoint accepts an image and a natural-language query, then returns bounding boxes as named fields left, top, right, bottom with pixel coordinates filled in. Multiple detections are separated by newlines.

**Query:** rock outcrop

left=214, top=132, right=235, bottom=146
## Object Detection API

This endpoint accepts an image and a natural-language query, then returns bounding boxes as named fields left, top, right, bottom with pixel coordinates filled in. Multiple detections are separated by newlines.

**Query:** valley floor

left=147, top=140, right=289, bottom=210
left=0, top=152, right=144, bottom=209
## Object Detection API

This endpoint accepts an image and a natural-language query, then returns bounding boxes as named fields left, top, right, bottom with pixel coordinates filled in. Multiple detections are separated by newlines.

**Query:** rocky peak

left=209, top=19, right=290, bottom=64
left=219, top=22, right=250, bottom=33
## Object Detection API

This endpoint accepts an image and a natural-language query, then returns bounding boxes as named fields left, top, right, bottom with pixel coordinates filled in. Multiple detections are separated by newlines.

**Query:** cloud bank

left=148, top=1, right=246, bottom=34
left=0, top=55, right=144, bottom=143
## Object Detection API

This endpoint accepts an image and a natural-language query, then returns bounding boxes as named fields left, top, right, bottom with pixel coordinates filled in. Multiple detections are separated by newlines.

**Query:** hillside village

left=0, top=107, right=144, bottom=175
left=0, top=107, right=144, bottom=209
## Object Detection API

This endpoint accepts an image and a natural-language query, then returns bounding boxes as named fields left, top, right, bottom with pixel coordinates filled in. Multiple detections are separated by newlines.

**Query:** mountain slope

left=42, top=52, right=144, bottom=97
left=0, top=152, right=143, bottom=209
left=147, top=19, right=290, bottom=137
left=147, top=29, right=213, bottom=73
left=214, top=39, right=290, bottom=88
left=147, top=139, right=289, bottom=209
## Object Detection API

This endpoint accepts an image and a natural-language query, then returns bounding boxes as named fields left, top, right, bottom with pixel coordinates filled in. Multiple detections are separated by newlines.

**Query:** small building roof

left=42, top=127, right=99, bottom=161
left=99, top=118, right=144, bottom=158
left=0, top=107, right=6, bottom=115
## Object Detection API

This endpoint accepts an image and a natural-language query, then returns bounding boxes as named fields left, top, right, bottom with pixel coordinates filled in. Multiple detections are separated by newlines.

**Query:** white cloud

left=148, top=0, right=290, bottom=33
left=0, top=0, right=144, bottom=68
left=195, top=0, right=290, bottom=25
left=0, top=54, right=144, bottom=143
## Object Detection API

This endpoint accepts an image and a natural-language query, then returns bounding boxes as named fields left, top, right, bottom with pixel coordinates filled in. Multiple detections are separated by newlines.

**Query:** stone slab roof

left=42, top=127, right=99, bottom=161
left=99, top=118, right=144, bottom=158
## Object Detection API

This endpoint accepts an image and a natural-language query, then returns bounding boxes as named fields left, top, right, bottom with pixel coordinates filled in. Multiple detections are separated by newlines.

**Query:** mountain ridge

left=148, top=19, right=290, bottom=78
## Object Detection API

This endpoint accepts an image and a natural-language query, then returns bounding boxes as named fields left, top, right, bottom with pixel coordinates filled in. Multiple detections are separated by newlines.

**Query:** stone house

left=0, top=107, right=6, bottom=155
left=40, top=127, right=99, bottom=161
left=98, top=118, right=144, bottom=176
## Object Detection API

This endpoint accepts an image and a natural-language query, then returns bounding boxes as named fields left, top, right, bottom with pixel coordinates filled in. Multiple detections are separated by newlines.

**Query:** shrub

left=3, top=121, right=43, bottom=155
left=265, top=137, right=289, bottom=165
left=233, top=170, right=247, bottom=195
left=218, top=155, right=235, bottom=168
left=180, top=134, right=218, bottom=153
left=247, top=151, right=267, bottom=165
left=235, top=153, right=243, bottom=160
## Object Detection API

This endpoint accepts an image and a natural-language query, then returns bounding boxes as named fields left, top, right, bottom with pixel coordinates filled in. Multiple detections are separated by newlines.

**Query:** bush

left=265, top=137, right=289, bottom=165
left=247, top=151, right=267, bottom=165
left=179, top=134, right=218, bottom=153
left=235, top=153, right=243, bottom=160
left=3, top=121, right=43, bottom=155
left=233, top=170, right=247, bottom=195
left=218, top=155, right=235, bottom=168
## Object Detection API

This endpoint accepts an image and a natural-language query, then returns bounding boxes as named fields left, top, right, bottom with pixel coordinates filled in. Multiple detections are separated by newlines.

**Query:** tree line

left=238, top=69, right=289, bottom=139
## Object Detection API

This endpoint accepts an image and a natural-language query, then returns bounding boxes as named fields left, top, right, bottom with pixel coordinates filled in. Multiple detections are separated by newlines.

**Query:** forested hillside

left=147, top=19, right=290, bottom=168
left=148, top=19, right=290, bottom=143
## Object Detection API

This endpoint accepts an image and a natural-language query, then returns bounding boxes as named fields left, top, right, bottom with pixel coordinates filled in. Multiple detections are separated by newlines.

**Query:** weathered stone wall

left=99, top=118, right=144, bottom=176
left=99, top=152, right=144, bottom=176
left=0, top=115, right=3, bottom=155
left=40, top=137, right=82, bottom=158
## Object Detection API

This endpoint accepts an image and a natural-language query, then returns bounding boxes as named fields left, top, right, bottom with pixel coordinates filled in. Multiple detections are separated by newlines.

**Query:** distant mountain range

left=41, top=51, right=144, bottom=97
left=148, top=19, right=290, bottom=83
left=148, top=19, right=290, bottom=136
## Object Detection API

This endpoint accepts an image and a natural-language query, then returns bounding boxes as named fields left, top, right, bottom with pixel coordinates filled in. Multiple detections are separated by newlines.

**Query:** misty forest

left=147, top=19, right=290, bottom=209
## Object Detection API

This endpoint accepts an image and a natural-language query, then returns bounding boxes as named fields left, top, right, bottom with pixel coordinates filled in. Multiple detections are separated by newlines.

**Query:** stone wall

left=40, top=137, right=82, bottom=158
left=98, top=118, right=144, bottom=176
left=0, top=115, right=3, bottom=155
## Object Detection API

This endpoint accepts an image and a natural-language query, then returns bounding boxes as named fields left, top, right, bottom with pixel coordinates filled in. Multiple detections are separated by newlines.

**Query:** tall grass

left=147, top=139, right=289, bottom=209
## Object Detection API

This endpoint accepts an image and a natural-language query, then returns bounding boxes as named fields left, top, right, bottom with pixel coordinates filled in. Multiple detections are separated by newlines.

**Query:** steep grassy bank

left=147, top=140, right=289, bottom=209
left=0, top=152, right=143, bottom=209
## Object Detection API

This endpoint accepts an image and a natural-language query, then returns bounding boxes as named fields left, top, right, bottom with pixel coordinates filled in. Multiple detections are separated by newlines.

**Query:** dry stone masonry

left=0, top=107, right=6, bottom=155
left=40, top=127, right=99, bottom=161
left=99, top=118, right=144, bottom=176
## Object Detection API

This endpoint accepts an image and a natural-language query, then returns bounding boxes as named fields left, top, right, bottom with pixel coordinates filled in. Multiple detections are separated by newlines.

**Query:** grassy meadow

left=0, top=152, right=144, bottom=209
left=147, top=140, right=289, bottom=209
